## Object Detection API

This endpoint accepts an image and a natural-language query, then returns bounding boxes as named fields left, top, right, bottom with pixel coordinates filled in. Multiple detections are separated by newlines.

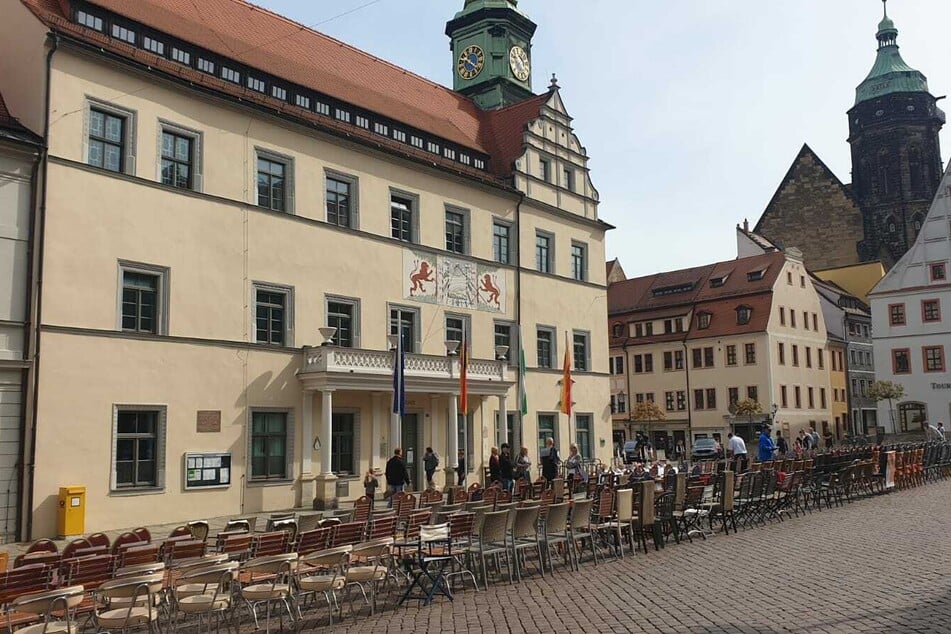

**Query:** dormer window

left=709, top=275, right=728, bottom=288
left=747, top=269, right=766, bottom=282
left=736, top=305, right=752, bottom=325
left=696, top=312, right=711, bottom=330
left=612, top=323, right=624, bottom=338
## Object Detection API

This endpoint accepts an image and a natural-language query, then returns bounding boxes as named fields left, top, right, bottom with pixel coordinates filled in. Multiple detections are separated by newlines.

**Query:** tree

left=867, top=380, right=905, bottom=432
left=733, top=399, right=763, bottom=430
left=631, top=400, right=665, bottom=434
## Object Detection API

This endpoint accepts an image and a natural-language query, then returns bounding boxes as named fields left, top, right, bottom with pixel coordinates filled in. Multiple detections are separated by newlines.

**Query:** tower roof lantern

left=855, top=1, right=929, bottom=105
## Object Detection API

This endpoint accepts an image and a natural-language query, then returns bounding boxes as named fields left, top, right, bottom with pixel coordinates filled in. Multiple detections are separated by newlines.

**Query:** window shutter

left=156, top=407, right=167, bottom=489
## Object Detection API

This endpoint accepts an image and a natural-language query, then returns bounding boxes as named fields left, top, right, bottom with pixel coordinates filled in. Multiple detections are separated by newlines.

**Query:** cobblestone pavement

left=284, top=480, right=951, bottom=634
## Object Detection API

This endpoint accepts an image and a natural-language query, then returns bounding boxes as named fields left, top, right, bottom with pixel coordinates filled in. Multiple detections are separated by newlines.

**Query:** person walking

left=363, top=468, right=380, bottom=503
left=540, top=437, right=560, bottom=483
left=809, top=426, right=821, bottom=452
left=758, top=428, right=776, bottom=463
left=385, top=448, right=409, bottom=505
left=456, top=449, right=466, bottom=487
left=727, top=432, right=748, bottom=473
left=515, top=446, right=532, bottom=481
left=422, top=447, right=439, bottom=489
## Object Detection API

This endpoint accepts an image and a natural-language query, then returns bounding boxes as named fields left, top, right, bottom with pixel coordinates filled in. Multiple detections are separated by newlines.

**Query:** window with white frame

left=171, top=47, right=190, bottom=65
left=494, top=322, right=516, bottom=361
left=112, top=24, right=136, bottom=44
left=112, top=406, right=166, bottom=491
left=389, top=306, right=419, bottom=353
left=326, top=297, right=359, bottom=348
left=119, top=261, right=168, bottom=335
left=160, top=125, right=200, bottom=190
left=355, top=115, right=370, bottom=129
left=88, top=104, right=134, bottom=174
left=374, top=122, right=389, bottom=136
left=295, top=94, right=310, bottom=109
left=411, top=136, right=424, bottom=149
left=76, top=10, right=103, bottom=31
left=335, top=108, right=351, bottom=123
left=221, top=66, right=240, bottom=84
left=316, top=101, right=331, bottom=116
left=390, top=192, right=417, bottom=243
left=474, top=158, right=485, bottom=170
left=247, top=77, right=265, bottom=93
left=393, top=129, right=407, bottom=143
left=254, top=283, right=293, bottom=346
left=427, top=141, right=440, bottom=154
left=143, top=36, right=164, bottom=55
left=197, top=58, right=215, bottom=74
left=573, top=331, right=590, bottom=371
left=537, top=413, right=557, bottom=457
left=445, top=314, right=468, bottom=347
left=575, top=414, right=592, bottom=458
left=537, top=326, right=555, bottom=368
left=571, top=242, right=587, bottom=282
left=445, top=208, right=467, bottom=254
left=271, top=86, right=287, bottom=101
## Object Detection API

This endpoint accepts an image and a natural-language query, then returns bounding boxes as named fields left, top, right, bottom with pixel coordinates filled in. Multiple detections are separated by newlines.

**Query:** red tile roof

left=20, top=0, right=551, bottom=180
left=685, top=293, right=773, bottom=340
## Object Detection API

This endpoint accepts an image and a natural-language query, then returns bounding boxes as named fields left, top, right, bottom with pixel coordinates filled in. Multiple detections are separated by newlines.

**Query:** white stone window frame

left=247, top=408, right=296, bottom=485
left=324, top=169, right=360, bottom=230
left=157, top=120, right=204, bottom=192
left=493, top=320, right=517, bottom=364
left=492, top=218, right=515, bottom=265
left=254, top=147, right=295, bottom=214
left=536, top=324, right=557, bottom=369
left=535, top=230, right=555, bottom=274
left=116, top=260, right=170, bottom=335
left=574, top=413, right=594, bottom=458
left=389, top=188, right=420, bottom=245
left=109, top=404, right=167, bottom=494
left=387, top=303, right=422, bottom=353
left=84, top=98, right=138, bottom=176
left=536, top=412, right=559, bottom=454
left=444, top=205, right=470, bottom=255
left=251, top=282, right=295, bottom=347
left=325, top=295, right=361, bottom=348
left=444, top=312, right=471, bottom=348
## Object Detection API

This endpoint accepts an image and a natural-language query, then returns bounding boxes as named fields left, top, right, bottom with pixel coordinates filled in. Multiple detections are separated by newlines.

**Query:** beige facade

left=1, top=1, right=611, bottom=537
left=609, top=252, right=834, bottom=452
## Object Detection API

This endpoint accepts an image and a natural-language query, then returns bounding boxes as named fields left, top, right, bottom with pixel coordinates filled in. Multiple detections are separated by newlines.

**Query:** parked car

left=623, top=440, right=639, bottom=463
left=691, top=438, right=721, bottom=462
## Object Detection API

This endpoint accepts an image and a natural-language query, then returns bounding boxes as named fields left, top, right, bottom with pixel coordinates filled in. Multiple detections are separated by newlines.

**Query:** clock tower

left=446, top=0, right=537, bottom=110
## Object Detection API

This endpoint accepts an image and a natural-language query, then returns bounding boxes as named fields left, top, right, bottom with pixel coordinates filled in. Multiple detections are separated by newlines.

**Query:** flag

left=560, top=332, right=572, bottom=416
left=392, top=333, right=405, bottom=416
left=459, top=332, right=469, bottom=413
left=519, top=344, right=528, bottom=416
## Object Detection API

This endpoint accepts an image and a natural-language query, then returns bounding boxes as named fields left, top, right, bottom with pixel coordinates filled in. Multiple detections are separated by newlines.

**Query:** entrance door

left=0, top=376, right=22, bottom=544
left=401, top=414, right=420, bottom=491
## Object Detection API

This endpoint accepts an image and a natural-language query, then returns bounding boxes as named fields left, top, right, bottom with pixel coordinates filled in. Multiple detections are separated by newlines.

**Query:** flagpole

left=565, top=331, right=572, bottom=455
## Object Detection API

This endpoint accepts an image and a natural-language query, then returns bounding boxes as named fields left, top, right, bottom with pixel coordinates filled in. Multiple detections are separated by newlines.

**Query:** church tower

left=849, top=2, right=945, bottom=266
left=446, top=0, right=537, bottom=110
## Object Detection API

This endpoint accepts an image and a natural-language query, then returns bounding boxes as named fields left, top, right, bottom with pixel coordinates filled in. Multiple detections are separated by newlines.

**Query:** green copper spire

left=855, top=0, right=929, bottom=105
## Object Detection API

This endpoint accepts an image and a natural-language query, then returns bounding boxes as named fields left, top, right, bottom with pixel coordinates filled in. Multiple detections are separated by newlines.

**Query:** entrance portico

left=298, top=345, right=513, bottom=509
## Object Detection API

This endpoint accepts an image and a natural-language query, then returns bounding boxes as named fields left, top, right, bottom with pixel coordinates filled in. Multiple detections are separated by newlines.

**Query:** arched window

left=908, top=145, right=923, bottom=192
left=912, top=213, right=924, bottom=235
left=878, top=150, right=890, bottom=197
left=885, top=215, right=898, bottom=234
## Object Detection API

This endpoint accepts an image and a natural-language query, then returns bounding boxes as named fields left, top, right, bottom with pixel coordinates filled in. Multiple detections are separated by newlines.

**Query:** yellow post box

left=57, top=486, right=86, bottom=538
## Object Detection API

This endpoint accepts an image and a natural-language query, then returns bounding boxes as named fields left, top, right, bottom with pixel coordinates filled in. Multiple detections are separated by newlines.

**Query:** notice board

left=184, top=452, right=232, bottom=490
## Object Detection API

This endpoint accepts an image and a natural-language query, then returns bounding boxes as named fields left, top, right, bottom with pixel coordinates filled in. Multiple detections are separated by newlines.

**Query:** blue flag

left=392, top=333, right=406, bottom=416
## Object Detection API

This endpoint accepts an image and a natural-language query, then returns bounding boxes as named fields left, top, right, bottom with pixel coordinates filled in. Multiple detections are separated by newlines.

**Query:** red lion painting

left=409, top=260, right=435, bottom=295
left=479, top=273, right=501, bottom=308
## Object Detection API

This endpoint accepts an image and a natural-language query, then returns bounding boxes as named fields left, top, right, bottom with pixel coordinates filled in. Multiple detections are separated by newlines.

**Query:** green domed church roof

left=855, top=3, right=929, bottom=105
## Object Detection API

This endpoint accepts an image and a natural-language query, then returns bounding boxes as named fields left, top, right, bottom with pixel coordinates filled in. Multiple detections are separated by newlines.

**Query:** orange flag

left=560, top=333, right=572, bottom=416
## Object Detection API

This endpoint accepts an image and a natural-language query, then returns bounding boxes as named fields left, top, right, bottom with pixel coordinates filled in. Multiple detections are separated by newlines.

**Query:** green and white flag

left=519, top=344, right=528, bottom=415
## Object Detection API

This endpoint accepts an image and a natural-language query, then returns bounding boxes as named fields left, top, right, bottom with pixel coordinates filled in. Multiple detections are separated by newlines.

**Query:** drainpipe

left=25, top=33, right=58, bottom=541
left=682, top=338, right=693, bottom=453
left=514, top=192, right=524, bottom=453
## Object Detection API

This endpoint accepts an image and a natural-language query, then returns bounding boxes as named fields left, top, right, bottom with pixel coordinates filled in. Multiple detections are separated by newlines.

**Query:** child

left=364, top=468, right=380, bottom=502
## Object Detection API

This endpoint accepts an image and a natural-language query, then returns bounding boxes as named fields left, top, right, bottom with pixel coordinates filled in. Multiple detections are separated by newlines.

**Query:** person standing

left=565, top=444, right=585, bottom=490
left=488, top=446, right=501, bottom=484
left=758, top=428, right=776, bottom=463
left=422, top=447, right=439, bottom=489
left=499, top=444, right=515, bottom=492
left=809, top=426, right=821, bottom=452
left=385, top=448, right=409, bottom=504
left=776, top=430, right=789, bottom=457
left=823, top=429, right=834, bottom=451
left=515, top=446, right=532, bottom=481
left=455, top=449, right=466, bottom=487
left=363, top=468, right=380, bottom=503
left=541, top=437, right=560, bottom=483
left=727, top=432, right=748, bottom=473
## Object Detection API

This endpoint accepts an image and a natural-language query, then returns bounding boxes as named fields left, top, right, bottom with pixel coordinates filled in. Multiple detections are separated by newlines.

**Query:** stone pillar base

left=312, top=473, right=339, bottom=511
left=299, top=473, right=317, bottom=509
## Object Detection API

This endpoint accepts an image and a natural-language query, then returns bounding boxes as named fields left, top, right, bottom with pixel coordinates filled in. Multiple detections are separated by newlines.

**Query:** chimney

left=743, top=218, right=749, bottom=233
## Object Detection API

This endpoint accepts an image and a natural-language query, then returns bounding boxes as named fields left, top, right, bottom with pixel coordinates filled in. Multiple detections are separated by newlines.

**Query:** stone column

left=448, top=393, right=459, bottom=469
left=314, top=388, right=338, bottom=510
left=371, top=392, right=383, bottom=467
left=498, top=393, right=509, bottom=448
left=300, top=390, right=317, bottom=506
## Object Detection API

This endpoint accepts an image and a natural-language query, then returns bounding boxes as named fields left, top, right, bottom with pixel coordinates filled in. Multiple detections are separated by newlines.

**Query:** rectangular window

left=673, top=350, right=683, bottom=370
left=634, top=355, right=643, bottom=374
left=745, top=343, right=756, bottom=365
left=571, top=242, right=587, bottom=282
left=575, top=414, right=592, bottom=459
left=374, top=122, right=389, bottom=136
left=295, top=94, right=311, bottom=109
left=221, top=66, right=240, bottom=83
left=537, top=414, right=557, bottom=456
left=171, top=47, right=190, bottom=65
left=389, top=307, right=418, bottom=353
left=539, top=158, right=551, bottom=182
left=931, top=263, right=947, bottom=282
left=427, top=141, right=440, bottom=154
left=493, top=222, right=512, bottom=264
left=111, top=24, right=136, bottom=44
left=694, top=389, right=704, bottom=410
left=706, top=388, right=716, bottom=410
left=390, top=194, right=416, bottom=242
left=676, top=391, right=686, bottom=411
left=247, top=77, right=265, bottom=92
left=316, top=101, right=331, bottom=116
left=445, top=209, right=467, bottom=254
left=445, top=315, right=467, bottom=347
left=778, top=342, right=785, bottom=365
left=255, top=285, right=291, bottom=346
left=792, top=345, right=799, bottom=367
left=803, top=311, right=810, bottom=330
left=724, top=345, right=737, bottom=366
left=573, top=331, right=589, bottom=372
left=355, top=115, right=370, bottom=129
left=161, top=129, right=194, bottom=189
left=923, top=346, right=945, bottom=372
left=812, top=313, right=818, bottom=331
left=791, top=311, right=797, bottom=328
left=537, top=327, right=555, bottom=369
left=443, top=148, right=456, bottom=161
left=794, top=386, right=802, bottom=409
left=474, top=158, right=486, bottom=170
left=77, top=10, right=103, bottom=31
left=692, top=348, right=702, bottom=369
left=800, top=275, right=806, bottom=288
left=808, top=387, right=815, bottom=409
left=335, top=108, right=351, bottom=123
left=663, top=351, right=673, bottom=371
left=787, top=272, right=793, bottom=285
left=459, top=153, right=470, bottom=165
left=728, top=387, right=739, bottom=406
left=88, top=108, right=126, bottom=173
left=326, top=298, right=358, bottom=348
left=820, top=388, right=827, bottom=409
left=779, top=307, right=785, bottom=326
left=704, top=347, right=714, bottom=368
left=393, top=129, right=407, bottom=143
left=331, top=413, right=356, bottom=475
left=197, top=57, right=215, bottom=74
left=660, top=392, right=673, bottom=411
left=121, top=268, right=162, bottom=334
left=143, top=36, right=164, bottom=56
left=805, top=347, right=812, bottom=368
left=609, top=355, right=624, bottom=375
left=535, top=232, right=553, bottom=273
left=326, top=174, right=356, bottom=228
left=780, top=385, right=788, bottom=408
left=257, top=156, right=287, bottom=212
left=250, top=411, right=288, bottom=480
left=563, top=167, right=574, bottom=191
left=922, top=299, right=941, bottom=323
left=272, top=86, right=287, bottom=101
left=747, top=386, right=758, bottom=402
left=411, top=135, right=424, bottom=149
left=114, top=409, right=161, bottom=489
left=818, top=349, right=824, bottom=369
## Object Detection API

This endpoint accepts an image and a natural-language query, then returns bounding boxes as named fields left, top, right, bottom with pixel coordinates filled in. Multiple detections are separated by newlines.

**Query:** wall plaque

left=197, top=410, right=221, bottom=433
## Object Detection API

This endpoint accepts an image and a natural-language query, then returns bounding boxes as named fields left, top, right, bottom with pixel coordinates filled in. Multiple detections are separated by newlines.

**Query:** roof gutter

left=25, top=31, right=58, bottom=541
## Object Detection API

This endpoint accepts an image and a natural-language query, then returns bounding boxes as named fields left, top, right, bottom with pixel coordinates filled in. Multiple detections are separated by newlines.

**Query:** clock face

left=457, top=45, right=485, bottom=80
left=509, top=46, right=530, bottom=82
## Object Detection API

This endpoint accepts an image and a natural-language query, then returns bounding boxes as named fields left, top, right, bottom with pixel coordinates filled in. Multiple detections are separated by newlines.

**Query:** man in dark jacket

left=499, top=444, right=515, bottom=492
left=385, top=448, right=409, bottom=505
left=540, top=437, right=560, bottom=483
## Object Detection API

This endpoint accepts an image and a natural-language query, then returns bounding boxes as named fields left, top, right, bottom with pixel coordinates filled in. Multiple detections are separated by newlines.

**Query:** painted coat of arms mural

left=403, top=249, right=505, bottom=313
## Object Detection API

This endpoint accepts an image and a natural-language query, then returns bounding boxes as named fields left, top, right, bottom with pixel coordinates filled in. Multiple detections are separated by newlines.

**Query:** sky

left=254, top=0, right=951, bottom=278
